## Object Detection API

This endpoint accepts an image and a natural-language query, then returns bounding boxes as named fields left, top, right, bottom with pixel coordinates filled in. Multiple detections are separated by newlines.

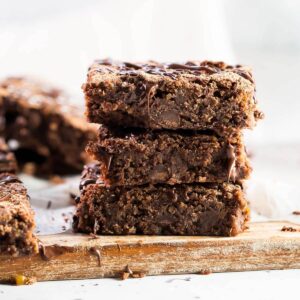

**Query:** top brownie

left=83, top=59, right=263, bottom=132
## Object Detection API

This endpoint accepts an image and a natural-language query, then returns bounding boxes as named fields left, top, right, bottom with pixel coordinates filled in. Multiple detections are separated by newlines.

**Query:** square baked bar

left=87, top=126, right=251, bottom=186
left=83, top=59, right=263, bottom=132
left=73, top=163, right=250, bottom=237
left=0, top=140, right=37, bottom=256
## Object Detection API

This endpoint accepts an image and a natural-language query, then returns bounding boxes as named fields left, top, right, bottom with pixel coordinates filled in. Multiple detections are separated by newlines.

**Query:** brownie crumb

left=15, top=275, right=37, bottom=285
left=292, top=211, right=300, bottom=215
left=199, top=269, right=212, bottom=275
left=88, top=233, right=99, bottom=240
left=120, top=265, right=145, bottom=280
left=120, top=272, right=130, bottom=280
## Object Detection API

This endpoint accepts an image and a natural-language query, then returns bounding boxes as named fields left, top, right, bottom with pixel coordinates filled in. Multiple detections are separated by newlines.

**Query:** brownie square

left=87, top=126, right=251, bottom=186
left=83, top=59, right=263, bottom=132
left=73, top=163, right=249, bottom=237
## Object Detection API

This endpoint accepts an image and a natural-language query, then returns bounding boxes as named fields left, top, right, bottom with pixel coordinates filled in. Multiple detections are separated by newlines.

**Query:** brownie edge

left=73, top=164, right=250, bottom=237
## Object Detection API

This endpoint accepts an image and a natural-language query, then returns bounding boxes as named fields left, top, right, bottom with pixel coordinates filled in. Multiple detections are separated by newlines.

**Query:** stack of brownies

left=73, top=59, right=263, bottom=236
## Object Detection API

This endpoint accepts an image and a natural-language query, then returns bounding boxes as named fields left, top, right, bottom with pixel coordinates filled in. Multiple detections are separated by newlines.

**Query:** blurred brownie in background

left=0, top=77, right=97, bottom=175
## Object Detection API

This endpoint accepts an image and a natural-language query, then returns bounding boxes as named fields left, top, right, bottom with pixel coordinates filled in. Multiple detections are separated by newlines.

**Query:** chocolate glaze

left=0, top=174, right=22, bottom=185
left=93, top=59, right=254, bottom=83
left=226, top=144, right=236, bottom=181
left=79, top=163, right=103, bottom=191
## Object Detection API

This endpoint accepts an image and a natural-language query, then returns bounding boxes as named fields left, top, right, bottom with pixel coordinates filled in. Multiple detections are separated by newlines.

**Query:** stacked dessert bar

left=74, top=59, right=263, bottom=236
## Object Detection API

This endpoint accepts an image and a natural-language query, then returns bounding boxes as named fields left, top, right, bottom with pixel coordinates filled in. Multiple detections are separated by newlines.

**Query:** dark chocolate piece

left=87, top=126, right=251, bottom=186
left=73, top=163, right=250, bottom=237
left=83, top=59, right=263, bottom=132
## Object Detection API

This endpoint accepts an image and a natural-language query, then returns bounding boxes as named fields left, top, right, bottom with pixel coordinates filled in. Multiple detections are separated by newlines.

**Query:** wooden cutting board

left=1, top=221, right=300, bottom=283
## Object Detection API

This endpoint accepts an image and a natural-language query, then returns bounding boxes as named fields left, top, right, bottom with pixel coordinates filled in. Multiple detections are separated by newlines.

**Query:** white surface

left=1, top=271, right=300, bottom=300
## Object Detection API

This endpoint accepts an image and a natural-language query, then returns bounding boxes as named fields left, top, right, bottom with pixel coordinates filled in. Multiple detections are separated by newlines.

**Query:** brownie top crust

left=0, top=76, right=96, bottom=132
left=88, top=59, right=255, bottom=84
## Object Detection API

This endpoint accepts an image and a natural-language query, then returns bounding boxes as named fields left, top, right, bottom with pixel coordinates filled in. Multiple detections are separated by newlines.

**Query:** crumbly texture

left=87, top=126, right=251, bottom=186
left=0, top=77, right=97, bottom=175
left=73, top=164, right=250, bottom=236
left=0, top=138, right=17, bottom=173
left=0, top=173, right=38, bottom=256
left=83, top=59, right=263, bottom=132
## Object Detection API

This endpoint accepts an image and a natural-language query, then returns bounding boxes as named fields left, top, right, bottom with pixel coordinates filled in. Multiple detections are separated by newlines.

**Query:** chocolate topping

left=226, top=144, right=236, bottom=182
left=92, top=59, right=254, bottom=83
left=0, top=174, right=22, bottom=185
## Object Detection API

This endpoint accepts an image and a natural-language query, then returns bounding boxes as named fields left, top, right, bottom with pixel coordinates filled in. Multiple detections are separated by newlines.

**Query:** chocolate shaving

left=90, top=247, right=102, bottom=267
left=281, top=226, right=299, bottom=232
left=0, top=175, right=22, bottom=185
left=46, top=200, right=52, bottom=209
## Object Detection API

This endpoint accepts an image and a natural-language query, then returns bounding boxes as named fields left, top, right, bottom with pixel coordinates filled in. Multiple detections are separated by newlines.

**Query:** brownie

left=83, top=59, right=263, bottom=132
left=0, top=77, right=97, bottom=175
left=87, top=126, right=251, bottom=186
left=0, top=138, right=17, bottom=173
left=73, top=164, right=250, bottom=237
left=0, top=138, right=38, bottom=256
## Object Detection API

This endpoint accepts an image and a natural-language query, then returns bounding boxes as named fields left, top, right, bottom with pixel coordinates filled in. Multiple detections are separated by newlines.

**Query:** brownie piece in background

left=87, top=126, right=251, bottom=186
left=0, top=77, right=97, bottom=175
left=83, top=59, right=263, bottom=133
left=0, top=139, right=37, bottom=256
left=73, top=163, right=249, bottom=237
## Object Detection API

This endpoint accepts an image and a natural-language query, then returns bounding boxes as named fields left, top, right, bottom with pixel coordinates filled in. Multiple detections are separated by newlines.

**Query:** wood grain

left=0, top=221, right=300, bottom=282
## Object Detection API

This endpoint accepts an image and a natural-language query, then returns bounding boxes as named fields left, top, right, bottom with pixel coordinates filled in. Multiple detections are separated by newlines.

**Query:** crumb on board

left=198, top=269, right=212, bottom=275
left=15, top=275, right=37, bottom=285
left=120, top=265, right=145, bottom=280
left=281, top=226, right=299, bottom=232
left=46, top=200, right=52, bottom=209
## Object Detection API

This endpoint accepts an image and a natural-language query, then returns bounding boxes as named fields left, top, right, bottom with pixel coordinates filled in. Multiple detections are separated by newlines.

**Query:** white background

left=1, top=0, right=300, bottom=299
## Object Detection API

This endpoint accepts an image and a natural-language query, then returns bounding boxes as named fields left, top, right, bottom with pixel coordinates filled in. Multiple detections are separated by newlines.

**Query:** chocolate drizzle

left=167, top=63, right=217, bottom=74
left=227, top=144, right=236, bottom=182
left=79, top=178, right=97, bottom=191
left=0, top=174, right=22, bottom=185
left=79, top=163, right=102, bottom=191
left=93, top=59, right=254, bottom=83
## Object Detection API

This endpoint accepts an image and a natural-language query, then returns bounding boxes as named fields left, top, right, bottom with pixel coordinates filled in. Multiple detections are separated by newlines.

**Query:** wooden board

left=1, top=221, right=300, bottom=282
